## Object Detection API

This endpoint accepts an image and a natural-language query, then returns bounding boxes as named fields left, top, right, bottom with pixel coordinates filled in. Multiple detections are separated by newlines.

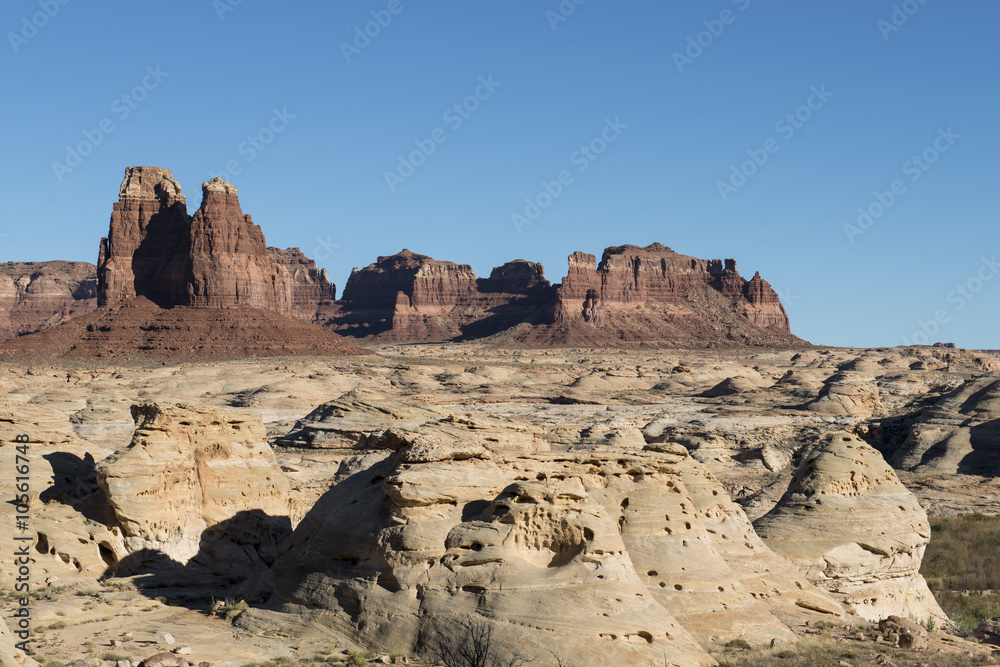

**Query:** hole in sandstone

left=674, top=584, right=683, bottom=591
left=637, top=631, right=653, bottom=643
left=712, top=489, right=718, bottom=496
left=371, top=475, right=384, bottom=485
left=664, top=527, right=672, bottom=534
left=471, top=542, right=484, bottom=552
left=621, top=498, right=630, bottom=510
left=98, top=542, right=117, bottom=570
left=536, top=473, right=546, bottom=480
left=377, top=571, right=400, bottom=592
left=658, top=582, right=666, bottom=588
left=461, top=585, right=486, bottom=594
left=647, top=570, right=658, bottom=577
left=583, top=528, right=594, bottom=540
left=718, top=586, right=725, bottom=592
left=35, top=533, right=49, bottom=555
left=685, top=522, right=691, bottom=530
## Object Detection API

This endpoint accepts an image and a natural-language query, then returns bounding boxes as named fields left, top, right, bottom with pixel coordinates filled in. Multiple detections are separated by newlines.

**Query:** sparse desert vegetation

left=922, top=514, right=1000, bottom=635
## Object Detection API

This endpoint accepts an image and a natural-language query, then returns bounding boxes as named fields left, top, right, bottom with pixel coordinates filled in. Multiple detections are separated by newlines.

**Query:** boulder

left=754, top=433, right=946, bottom=622
left=98, top=403, right=297, bottom=575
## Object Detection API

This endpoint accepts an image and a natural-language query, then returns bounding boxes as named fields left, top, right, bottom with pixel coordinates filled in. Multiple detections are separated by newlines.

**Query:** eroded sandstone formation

left=1, top=167, right=363, bottom=359
left=520, top=243, right=798, bottom=347
left=330, top=251, right=553, bottom=341
left=266, top=247, right=338, bottom=321
left=261, top=409, right=851, bottom=665
left=0, top=261, right=97, bottom=341
left=330, top=243, right=800, bottom=347
left=97, top=403, right=297, bottom=576
left=889, top=373, right=1000, bottom=474
left=97, top=168, right=335, bottom=315
left=753, top=432, right=945, bottom=622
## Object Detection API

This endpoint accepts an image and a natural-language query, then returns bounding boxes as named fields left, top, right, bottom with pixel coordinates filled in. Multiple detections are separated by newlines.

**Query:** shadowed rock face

left=0, top=261, right=97, bottom=341
left=519, top=243, right=799, bottom=347
left=331, top=250, right=554, bottom=341
left=263, top=412, right=848, bottom=665
left=97, top=403, right=297, bottom=576
left=330, top=243, right=800, bottom=347
left=97, top=168, right=335, bottom=316
left=890, top=373, right=1000, bottom=475
left=98, top=166, right=192, bottom=308
left=753, top=432, right=945, bottom=622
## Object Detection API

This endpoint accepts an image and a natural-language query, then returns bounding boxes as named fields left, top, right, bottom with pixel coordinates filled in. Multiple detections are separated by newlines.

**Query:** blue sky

left=1, top=0, right=998, bottom=348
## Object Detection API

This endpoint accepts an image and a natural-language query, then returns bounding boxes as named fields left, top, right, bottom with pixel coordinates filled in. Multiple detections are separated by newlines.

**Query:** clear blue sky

left=2, top=1, right=998, bottom=348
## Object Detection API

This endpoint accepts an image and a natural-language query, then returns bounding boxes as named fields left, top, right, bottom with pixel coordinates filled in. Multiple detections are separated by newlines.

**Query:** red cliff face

left=2, top=167, right=365, bottom=359
left=96, top=168, right=334, bottom=318
left=0, top=261, right=97, bottom=341
left=186, top=178, right=293, bottom=313
left=522, top=243, right=796, bottom=347
left=266, top=247, right=337, bottom=321
left=331, top=251, right=553, bottom=341
left=329, top=243, right=797, bottom=347
left=98, top=166, right=191, bottom=307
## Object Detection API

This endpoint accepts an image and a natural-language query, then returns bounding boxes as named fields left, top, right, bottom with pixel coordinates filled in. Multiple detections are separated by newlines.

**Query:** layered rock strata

left=519, top=243, right=797, bottom=347
left=330, top=243, right=800, bottom=347
left=889, top=373, right=1000, bottom=474
left=97, top=403, right=297, bottom=575
left=330, top=251, right=553, bottom=341
left=98, top=168, right=334, bottom=314
left=0, top=261, right=97, bottom=341
left=753, top=432, right=946, bottom=622
left=264, top=413, right=848, bottom=665
left=2, top=167, right=362, bottom=359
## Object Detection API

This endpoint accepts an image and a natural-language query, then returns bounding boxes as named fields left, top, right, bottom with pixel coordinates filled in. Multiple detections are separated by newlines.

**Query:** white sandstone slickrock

left=890, top=372, right=1000, bottom=474
left=97, top=403, right=297, bottom=575
left=753, top=432, right=945, bottom=622
left=260, top=416, right=850, bottom=666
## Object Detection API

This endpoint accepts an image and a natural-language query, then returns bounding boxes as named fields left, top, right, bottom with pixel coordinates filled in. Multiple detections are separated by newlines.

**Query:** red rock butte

left=0, top=166, right=802, bottom=355
left=327, top=242, right=802, bottom=347
left=0, top=167, right=364, bottom=360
